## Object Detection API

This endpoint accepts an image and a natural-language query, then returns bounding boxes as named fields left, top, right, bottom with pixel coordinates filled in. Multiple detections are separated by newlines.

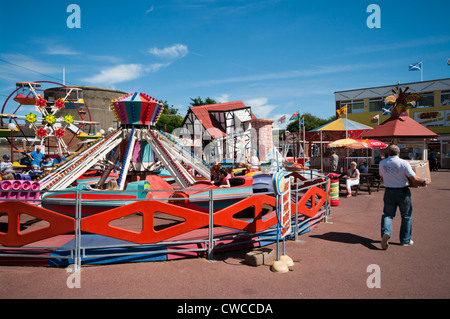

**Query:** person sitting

left=53, top=153, right=66, bottom=165
left=250, top=150, right=260, bottom=171
left=345, top=161, right=360, bottom=198
left=218, top=167, right=231, bottom=188
left=0, top=154, right=14, bottom=173
left=28, top=146, right=45, bottom=170
left=40, top=155, right=53, bottom=170
left=210, top=163, right=221, bottom=186
left=357, top=160, right=368, bottom=173
left=1, top=172, right=15, bottom=180
left=106, top=179, right=119, bottom=190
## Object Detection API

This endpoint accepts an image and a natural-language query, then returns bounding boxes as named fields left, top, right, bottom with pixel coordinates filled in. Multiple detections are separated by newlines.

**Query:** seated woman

left=345, top=161, right=360, bottom=198
left=218, top=168, right=231, bottom=188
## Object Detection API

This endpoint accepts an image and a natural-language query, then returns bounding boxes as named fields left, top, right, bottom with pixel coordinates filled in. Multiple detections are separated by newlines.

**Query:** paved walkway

left=1, top=170, right=449, bottom=299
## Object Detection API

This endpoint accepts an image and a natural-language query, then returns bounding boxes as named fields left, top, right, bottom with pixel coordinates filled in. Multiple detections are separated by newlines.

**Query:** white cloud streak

left=81, top=62, right=172, bottom=86
left=244, top=97, right=277, bottom=119
left=82, top=64, right=146, bottom=86
left=0, top=53, right=61, bottom=81
left=199, top=61, right=391, bottom=87
left=148, top=44, right=189, bottom=59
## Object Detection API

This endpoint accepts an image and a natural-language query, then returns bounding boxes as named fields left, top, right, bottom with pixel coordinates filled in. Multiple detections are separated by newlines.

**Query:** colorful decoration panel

left=111, top=92, right=164, bottom=126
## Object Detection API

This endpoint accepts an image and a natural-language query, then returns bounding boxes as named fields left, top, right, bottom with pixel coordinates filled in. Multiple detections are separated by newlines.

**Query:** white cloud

left=45, top=46, right=80, bottom=56
left=148, top=44, right=189, bottom=59
left=145, top=5, right=154, bottom=15
left=81, top=62, right=172, bottom=87
left=244, top=97, right=277, bottom=119
left=343, top=35, right=450, bottom=56
left=82, top=64, right=146, bottom=86
left=0, top=53, right=61, bottom=81
left=199, top=62, right=391, bottom=87
left=215, top=93, right=230, bottom=103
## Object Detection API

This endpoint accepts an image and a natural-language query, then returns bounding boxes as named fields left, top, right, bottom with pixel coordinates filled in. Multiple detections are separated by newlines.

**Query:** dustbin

left=330, top=173, right=339, bottom=206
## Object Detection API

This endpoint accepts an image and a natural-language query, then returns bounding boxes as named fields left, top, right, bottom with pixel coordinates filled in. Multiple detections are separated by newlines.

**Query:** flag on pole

left=289, top=111, right=299, bottom=121
left=336, top=104, right=347, bottom=116
left=299, top=117, right=304, bottom=126
left=371, top=114, right=379, bottom=123
left=408, top=61, right=422, bottom=71
left=277, top=115, right=286, bottom=124
left=447, top=58, right=450, bottom=66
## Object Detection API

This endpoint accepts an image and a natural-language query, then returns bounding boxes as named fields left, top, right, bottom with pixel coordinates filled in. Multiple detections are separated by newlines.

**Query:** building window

left=417, top=92, right=434, bottom=108
left=369, top=98, right=384, bottom=112
left=351, top=100, right=364, bottom=114
left=441, top=90, right=450, bottom=106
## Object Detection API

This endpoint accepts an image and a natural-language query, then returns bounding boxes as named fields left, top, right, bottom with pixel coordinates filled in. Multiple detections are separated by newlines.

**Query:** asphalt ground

left=1, top=169, right=449, bottom=302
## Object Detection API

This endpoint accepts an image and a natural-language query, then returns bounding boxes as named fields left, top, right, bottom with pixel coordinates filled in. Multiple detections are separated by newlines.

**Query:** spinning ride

left=38, top=92, right=212, bottom=192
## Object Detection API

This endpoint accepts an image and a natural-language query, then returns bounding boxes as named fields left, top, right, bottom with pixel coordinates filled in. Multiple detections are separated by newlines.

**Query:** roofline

left=187, top=101, right=249, bottom=111
left=334, top=77, right=450, bottom=94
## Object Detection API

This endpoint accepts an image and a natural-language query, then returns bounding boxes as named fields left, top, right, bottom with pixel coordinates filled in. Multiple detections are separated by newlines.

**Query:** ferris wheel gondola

left=13, top=82, right=43, bottom=105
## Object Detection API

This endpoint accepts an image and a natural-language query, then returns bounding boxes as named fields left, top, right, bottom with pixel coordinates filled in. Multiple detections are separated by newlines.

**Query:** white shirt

left=379, top=156, right=416, bottom=188
left=347, top=168, right=360, bottom=180
left=0, top=161, right=13, bottom=173
left=251, top=156, right=259, bottom=170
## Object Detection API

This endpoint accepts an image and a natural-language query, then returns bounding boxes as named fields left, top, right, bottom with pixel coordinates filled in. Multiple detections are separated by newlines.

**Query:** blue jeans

left=381, top=188, right=413, bottom=244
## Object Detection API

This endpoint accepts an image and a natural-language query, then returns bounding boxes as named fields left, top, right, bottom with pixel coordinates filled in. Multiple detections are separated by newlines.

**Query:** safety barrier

left=0, top=175, right=329, bottom=268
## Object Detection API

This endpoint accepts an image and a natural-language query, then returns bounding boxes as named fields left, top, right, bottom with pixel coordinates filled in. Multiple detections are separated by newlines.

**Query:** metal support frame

left=39, top=129, right=124, bottom=190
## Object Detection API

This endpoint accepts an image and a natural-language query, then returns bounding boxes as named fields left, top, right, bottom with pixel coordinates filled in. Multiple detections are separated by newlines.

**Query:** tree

left=155, top=100, right=184, bottom=134
left=287, top=113, right=336, bottom=132
left=190, top=96, right=217, bottom=106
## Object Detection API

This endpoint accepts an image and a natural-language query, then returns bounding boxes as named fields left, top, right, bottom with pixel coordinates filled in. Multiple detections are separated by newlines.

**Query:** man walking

left=378, top=145, right=428, bottom=250
left=330, top=151, right=339, bottom=172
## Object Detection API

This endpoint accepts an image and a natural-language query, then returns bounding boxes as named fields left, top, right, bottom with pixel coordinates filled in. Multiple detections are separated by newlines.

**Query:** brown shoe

left=381, top=233, right=390, bottom=250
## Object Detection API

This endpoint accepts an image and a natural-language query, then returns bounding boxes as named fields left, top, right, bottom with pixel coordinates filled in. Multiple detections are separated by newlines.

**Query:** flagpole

left=297, top=108, right=300, bottom=160
left=421, top=59, right=423, bottom=82
left=303, top=118, right=306, bottom=171
left=345, top=105, right=348, bottom=139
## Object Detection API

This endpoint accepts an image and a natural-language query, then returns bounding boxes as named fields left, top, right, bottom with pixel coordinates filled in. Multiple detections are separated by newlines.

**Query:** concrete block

left=245, top=248, right=275, bottom=267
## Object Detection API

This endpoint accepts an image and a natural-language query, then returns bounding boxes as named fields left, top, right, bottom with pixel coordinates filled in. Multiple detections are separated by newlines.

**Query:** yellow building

left=334, top=78, right=450, bottom=168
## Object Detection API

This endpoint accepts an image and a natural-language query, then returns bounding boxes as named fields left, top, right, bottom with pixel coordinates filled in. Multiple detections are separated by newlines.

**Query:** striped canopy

left=311, top=118, right=373, bottom=132
left=111, top=92, right=164, bottom=126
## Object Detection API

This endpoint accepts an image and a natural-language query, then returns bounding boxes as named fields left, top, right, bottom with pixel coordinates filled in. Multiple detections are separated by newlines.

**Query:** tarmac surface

left=1, top=169, right=449, bottom=300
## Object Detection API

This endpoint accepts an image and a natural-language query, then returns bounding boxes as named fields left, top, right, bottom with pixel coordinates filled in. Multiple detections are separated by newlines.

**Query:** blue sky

left=1, top=0, right=449, bottom=127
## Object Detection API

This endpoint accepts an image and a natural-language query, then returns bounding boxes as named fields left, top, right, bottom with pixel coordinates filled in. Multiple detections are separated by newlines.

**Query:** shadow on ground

left=309, top=231, right=388, bottom=250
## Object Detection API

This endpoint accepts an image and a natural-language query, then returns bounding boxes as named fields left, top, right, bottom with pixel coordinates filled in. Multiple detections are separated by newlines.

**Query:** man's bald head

left=388, top=145, right=400, bottom=156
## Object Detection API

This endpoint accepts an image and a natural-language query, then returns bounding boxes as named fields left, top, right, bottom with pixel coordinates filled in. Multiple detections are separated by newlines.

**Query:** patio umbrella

left=359, top=139, right=387, bottom=149
left=312, top=118, right=373, bottom=171
left=328, top=138, right=387, bottom=149
left=327, top=138, right=360, bottom=148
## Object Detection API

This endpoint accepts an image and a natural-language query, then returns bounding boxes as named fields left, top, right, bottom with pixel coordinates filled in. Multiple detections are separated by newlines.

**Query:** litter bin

left=330, top=173, right=339, bottom=206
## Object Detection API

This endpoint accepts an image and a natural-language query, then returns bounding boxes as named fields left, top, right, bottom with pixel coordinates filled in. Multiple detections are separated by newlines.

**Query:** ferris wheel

left=1, top=81, right=99, bottom=155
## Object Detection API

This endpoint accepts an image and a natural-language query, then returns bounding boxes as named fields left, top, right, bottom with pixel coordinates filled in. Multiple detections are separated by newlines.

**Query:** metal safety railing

left=0, top=175, right=330, bottom=269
